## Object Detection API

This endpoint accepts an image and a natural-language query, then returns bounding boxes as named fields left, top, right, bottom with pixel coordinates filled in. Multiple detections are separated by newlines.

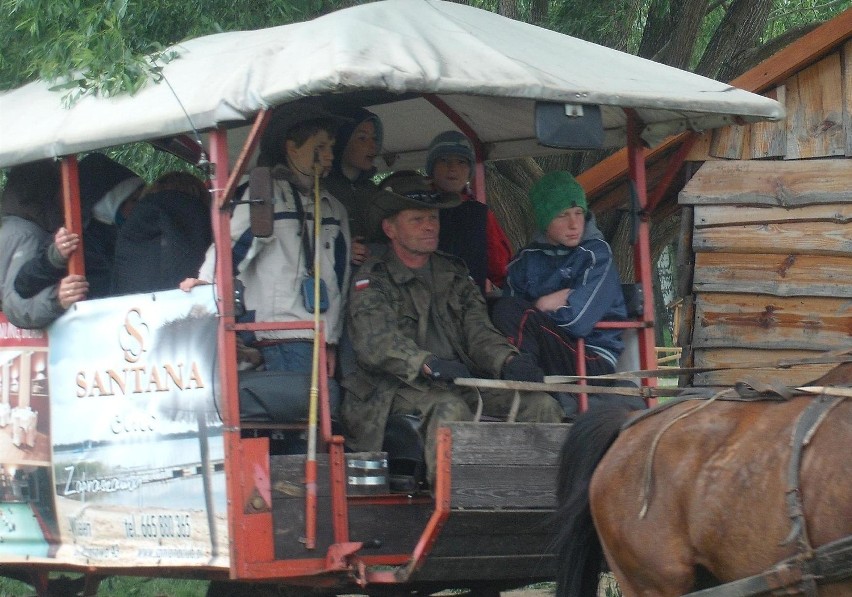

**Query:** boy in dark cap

left=341, top=172, right=562, bottom=486
left=492, top=171, right=628, bottom=414
left=425, top=130, right=512, bottom=293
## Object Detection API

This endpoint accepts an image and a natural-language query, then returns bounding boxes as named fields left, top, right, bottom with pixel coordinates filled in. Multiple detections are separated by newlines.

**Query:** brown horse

left=554, top=363, right=852, bottom=597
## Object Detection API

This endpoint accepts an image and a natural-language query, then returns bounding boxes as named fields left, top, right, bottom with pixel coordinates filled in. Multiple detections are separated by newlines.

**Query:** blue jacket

left=505, top=216, right=626, bottom=366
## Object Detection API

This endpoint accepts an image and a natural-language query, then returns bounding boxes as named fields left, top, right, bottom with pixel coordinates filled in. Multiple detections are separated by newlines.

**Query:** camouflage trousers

left=391, top=385, right=562, bottom=485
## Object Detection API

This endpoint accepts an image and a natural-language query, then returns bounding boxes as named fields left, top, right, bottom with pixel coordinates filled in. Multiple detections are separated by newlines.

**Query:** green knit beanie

left=529, top=171, right=588, bottom=231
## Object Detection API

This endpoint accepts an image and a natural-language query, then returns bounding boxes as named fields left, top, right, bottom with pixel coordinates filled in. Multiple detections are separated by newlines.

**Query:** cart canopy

left=0, top=0, right=783, bottom=169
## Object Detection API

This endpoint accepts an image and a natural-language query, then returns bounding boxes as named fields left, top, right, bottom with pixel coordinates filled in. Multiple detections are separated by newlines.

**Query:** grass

left=0, top=575, right=209, bottom=597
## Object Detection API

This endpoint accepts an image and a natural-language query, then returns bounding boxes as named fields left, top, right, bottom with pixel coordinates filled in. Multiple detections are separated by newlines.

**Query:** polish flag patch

left=355, top=278, right=370, bottom=291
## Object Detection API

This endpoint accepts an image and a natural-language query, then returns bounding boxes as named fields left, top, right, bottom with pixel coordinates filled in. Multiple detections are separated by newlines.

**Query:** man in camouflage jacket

left=341, top=173, right=562, bottom=483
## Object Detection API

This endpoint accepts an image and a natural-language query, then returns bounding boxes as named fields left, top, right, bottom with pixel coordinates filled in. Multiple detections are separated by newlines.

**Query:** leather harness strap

left=685, top=535, right=852, bottom=597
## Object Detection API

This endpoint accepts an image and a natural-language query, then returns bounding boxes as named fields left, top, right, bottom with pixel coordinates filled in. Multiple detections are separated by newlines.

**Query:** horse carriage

left=2, top=1, right=844, bottom=596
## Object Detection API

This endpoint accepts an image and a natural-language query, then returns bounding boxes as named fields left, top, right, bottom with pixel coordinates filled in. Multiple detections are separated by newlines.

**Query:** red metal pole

left=576, top=338, right=589, bottom=412
left=625, top=110, right=658, bottom=407
left=60, top=157, right=84, bottom=276
left=208, top=128, right=247, bottom=571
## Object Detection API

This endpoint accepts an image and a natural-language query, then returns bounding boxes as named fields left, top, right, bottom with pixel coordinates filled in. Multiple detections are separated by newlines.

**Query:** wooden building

left=580, top=8, right=852, bottom=388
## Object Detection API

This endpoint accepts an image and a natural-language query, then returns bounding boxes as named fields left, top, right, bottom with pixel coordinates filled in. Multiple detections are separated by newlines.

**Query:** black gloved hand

left=502, top=353, right=544, bottom=383
left=423, top=357, right=472, bottom=382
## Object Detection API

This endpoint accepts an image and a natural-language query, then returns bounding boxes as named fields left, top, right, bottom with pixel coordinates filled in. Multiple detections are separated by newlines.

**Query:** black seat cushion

left=239, top=370, right=340, bottom=423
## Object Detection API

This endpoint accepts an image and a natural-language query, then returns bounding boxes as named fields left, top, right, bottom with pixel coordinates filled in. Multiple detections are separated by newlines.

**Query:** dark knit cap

left=529, top=171, right=588, bottom=231
left=332, top=106, right=384, bottom=169
left=425, top=130, right=475, bottom=176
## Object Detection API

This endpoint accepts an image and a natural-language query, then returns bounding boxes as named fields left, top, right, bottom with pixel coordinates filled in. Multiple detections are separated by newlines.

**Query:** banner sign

left=0, top=288, right=228, bottom=568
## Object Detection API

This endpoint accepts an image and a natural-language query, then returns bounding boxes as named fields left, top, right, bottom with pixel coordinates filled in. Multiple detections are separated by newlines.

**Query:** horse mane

left=553, top=404, right=634, bottom=597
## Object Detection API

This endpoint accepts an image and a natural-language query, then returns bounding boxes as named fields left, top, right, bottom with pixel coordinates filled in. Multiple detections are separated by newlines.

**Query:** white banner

left=0, top=287, right=228, bottom=568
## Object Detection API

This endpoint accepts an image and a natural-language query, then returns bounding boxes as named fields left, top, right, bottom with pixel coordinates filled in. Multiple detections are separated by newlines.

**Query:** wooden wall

left=678, top=160, right=852, bottom=387
left=687, top=39, right=852, bottom=162
left=676, top=36, right=852, bottom=388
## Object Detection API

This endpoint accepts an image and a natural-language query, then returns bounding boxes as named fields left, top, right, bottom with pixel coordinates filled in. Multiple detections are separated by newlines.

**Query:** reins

left=545, top=347, right=852, bottom=384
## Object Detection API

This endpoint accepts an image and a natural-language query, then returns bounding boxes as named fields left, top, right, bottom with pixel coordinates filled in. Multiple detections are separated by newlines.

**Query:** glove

left=502, top=353, right=544, bottom=383
left=423, top=357, right=472, bottom=382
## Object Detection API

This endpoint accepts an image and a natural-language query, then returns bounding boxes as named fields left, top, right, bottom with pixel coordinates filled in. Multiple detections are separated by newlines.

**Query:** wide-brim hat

left=366, top=171, right=461, bottom=240
left=259, top=100, right=352, bottom=166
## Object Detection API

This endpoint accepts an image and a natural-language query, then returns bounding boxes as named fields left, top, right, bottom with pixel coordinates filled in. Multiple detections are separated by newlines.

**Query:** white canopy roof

left=0, top=0, right=784, bottom=169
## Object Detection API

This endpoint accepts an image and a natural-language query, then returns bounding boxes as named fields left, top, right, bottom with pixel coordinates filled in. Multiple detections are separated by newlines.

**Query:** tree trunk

left=485, top=159, right=544, bottom=250
left=499, top=0, right=518, bottom=20
left=695, top=0, right=774, bottom=79
left=638, top=0, right=707, bottom=67
left=529, top=0, right=548, bottom=26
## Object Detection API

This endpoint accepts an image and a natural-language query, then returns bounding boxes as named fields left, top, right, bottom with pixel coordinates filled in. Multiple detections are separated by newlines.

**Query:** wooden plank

left=693, top=203, right=852, bottom=227
left=272, top=495, right=334, bottom=559
left=451, top=465, right=557, bottom=509
left=693, top=348, right=837, bottom=387
left=448, top=422, right=568, bottom=466
left=349, top=503, right=432, bottom=555
left=272, top=498, right=433, bottom=560
left=446, top=423, right=568, bottom=509
left=430, top=511, right=556, bottom=558
left=750, top=85, right=787, bottom=159
left=693, top=220, right=851, bottom=257
left=271, top=454, right=331, bottom=498
left=785, top=53, right=845, bottom=159
left=845, top=40, right=852, bottom=156
left=693, top=293, right=851, bottom=351
left=684, top=130, right=716, bottom=162
left=679, top=159, right=852, bottom=207
left=709, top=122, right=747, bottom=159
left=694, top=253, right=852, bottom=298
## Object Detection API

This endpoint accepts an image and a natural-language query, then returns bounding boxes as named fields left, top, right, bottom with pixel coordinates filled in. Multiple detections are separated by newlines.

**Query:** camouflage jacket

left=341, top=248, right=517, bottom=451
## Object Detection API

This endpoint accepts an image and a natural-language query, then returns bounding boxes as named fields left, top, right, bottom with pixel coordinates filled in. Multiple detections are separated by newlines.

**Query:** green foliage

left=548, top=0, right=644, bottom=51
left=766, top=0, right=852, bottom=39
left=1, top=0, right=172, bottom=99
left=0, top=0, right=358, bottom=95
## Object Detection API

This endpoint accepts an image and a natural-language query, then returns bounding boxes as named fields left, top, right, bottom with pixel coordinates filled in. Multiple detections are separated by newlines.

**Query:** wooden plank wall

left=679, top=161, right=852, bottom=387
left=688, top=39, right=852, bottom=161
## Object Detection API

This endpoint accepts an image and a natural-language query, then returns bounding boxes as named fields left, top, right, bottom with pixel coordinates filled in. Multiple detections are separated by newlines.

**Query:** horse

left=554, top=362, right=852, bottom=597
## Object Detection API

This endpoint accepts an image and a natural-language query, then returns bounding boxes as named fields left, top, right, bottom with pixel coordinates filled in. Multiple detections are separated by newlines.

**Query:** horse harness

left=625, top=383, right=852, bottom=597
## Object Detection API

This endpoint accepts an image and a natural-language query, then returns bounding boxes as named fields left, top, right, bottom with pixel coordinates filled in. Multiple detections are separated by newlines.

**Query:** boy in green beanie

left=492, top=171, right=635, bottom=417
